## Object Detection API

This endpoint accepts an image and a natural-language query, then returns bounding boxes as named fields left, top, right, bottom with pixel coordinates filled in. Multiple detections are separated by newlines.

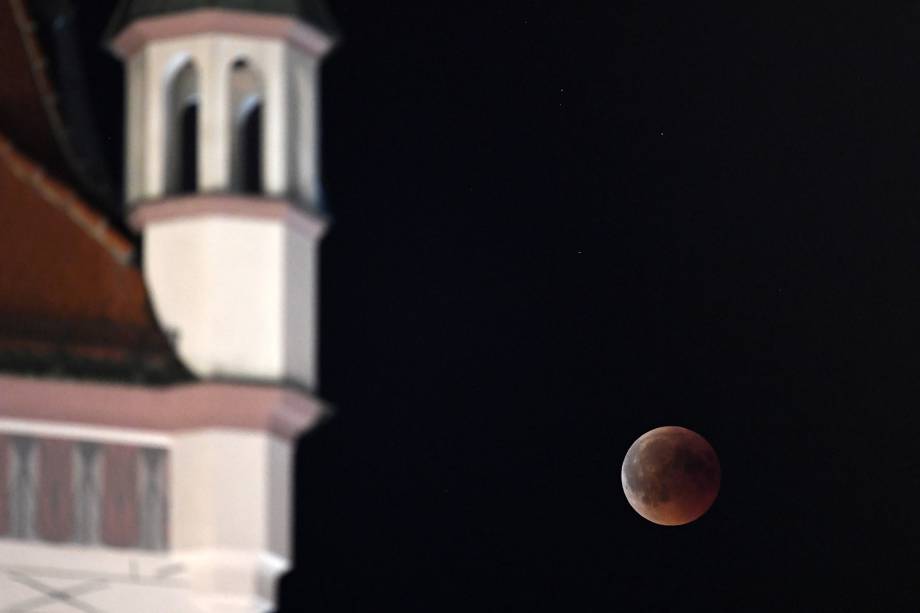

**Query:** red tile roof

left=0, top=132, right=187, bottom=381
left=0, top=2, right=185, bottom=382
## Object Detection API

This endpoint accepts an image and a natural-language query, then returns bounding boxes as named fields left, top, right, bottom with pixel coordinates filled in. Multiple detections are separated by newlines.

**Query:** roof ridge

left=10, top=0, right=116, bottom=209
left=0, top=132, right=134, bottom=266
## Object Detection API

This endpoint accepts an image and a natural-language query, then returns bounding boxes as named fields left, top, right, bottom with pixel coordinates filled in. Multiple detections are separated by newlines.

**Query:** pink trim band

left=129, top=195, right=328, bottom=239
left=0, top=375, right=325, bottom=441
left=110, top=9, right=335, bottom=58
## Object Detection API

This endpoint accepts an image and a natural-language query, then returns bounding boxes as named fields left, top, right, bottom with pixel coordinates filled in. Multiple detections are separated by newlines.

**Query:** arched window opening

left=241, top=103, right=263, bottom=193
left=230, top=58, right=264, bottom=194
left=179, top=102, right=198, bottom=192
left=166, top=60, right=199, bottom=195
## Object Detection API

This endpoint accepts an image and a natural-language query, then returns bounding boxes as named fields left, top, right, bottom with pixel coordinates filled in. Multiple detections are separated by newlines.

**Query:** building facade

left=0, top=1, right=336, bottom=611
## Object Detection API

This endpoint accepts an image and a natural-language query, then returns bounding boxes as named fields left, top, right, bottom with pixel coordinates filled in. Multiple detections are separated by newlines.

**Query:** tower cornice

left=128, top=195, right=329, bottom=239
left=0, top=373, right=326, bottom=441
left=109, top=8, right=335, bottom=60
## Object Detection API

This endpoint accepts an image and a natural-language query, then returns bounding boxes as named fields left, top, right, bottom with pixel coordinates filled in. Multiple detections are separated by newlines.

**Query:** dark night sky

left=70, top=1, right=920, bottom=610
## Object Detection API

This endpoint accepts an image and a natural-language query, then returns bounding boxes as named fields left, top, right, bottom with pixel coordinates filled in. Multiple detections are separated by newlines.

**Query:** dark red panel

left=0, top=435, right=9, bottom=536
left=36, top=438, right=74, bottom=542
left=101, top=444, right=140, bottom=548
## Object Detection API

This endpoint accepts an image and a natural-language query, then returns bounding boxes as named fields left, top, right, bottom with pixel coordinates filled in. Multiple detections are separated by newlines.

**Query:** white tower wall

left=142, top=209, right=323, bottom=387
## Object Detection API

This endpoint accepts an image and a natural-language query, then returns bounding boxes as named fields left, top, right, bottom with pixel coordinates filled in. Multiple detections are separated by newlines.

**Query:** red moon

left=621, top=426, right=720, bottom=526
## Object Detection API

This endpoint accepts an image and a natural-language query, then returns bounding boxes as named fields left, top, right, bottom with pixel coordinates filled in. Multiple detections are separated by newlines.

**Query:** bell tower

left=109, top=0, right=336, bottom=389
left=97, top=1, right=337, bottom=610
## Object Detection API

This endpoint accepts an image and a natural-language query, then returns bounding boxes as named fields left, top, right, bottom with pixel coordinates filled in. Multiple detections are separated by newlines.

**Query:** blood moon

left=621, top=426, right=720, bottom=526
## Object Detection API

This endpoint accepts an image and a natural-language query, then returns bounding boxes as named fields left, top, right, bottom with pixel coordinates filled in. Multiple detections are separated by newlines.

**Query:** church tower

left=108, top=0, right=337, bottom=389
left=0, top=2, right=337, bottom=612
